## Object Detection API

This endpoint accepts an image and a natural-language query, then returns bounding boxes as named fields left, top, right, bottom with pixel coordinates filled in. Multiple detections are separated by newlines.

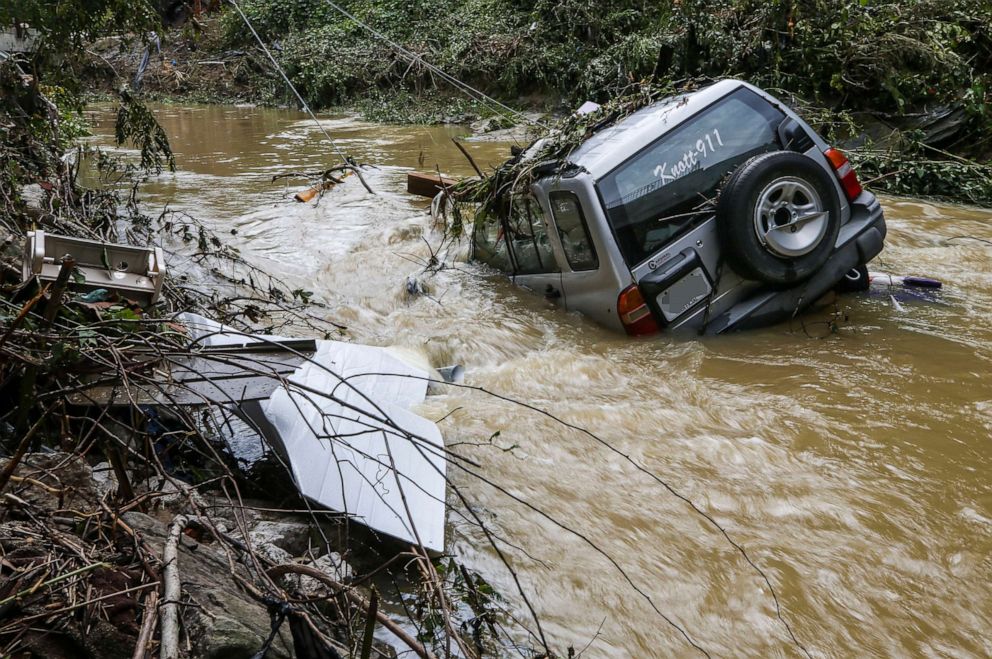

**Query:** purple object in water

left=866, top=272, right=944, bottom=302
left=900, top=276, right=942, bottom=289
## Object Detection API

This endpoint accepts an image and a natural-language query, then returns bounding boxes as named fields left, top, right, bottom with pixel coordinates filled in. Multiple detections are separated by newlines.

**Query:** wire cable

left=227, top=0, right=350, bottom=163
left=318, top=0, right=545, bottom=128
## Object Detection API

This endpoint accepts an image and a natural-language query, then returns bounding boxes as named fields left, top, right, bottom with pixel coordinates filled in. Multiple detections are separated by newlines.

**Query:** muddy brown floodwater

left=85, top=103, right=992, bottom=658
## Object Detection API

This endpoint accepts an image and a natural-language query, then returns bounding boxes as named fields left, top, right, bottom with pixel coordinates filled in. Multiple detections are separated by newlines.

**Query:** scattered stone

left=0, top=452, right=100, bottom=512
left=124, top=511, right=313, bottom=659
left=91, top=460, right=118, bottom=499
left=249, top=519, right=313, bottom=556
left=297, top=552, right=354, bottom=595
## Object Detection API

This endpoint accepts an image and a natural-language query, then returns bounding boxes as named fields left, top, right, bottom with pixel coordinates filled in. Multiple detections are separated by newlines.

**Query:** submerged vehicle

left=469, top=79, right=886, bottom=335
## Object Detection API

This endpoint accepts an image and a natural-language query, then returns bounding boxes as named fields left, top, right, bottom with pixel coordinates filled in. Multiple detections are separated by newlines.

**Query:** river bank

left=0, top=78, right=518, bottom=658
left=81, top=6, right=992, bottom=207
left=0, top=452, right=364, bottom=658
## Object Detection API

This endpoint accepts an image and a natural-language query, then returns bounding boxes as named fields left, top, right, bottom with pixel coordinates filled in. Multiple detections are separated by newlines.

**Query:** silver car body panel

left=528, top=174, right=633, bottom=332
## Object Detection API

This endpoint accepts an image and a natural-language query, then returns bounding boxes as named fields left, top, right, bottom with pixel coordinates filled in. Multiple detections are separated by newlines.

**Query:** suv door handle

left=544, top=284, right=561, bottom=300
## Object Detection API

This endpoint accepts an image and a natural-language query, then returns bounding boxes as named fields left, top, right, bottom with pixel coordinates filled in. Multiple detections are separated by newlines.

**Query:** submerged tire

left=717, top=151, right=841, bottom=286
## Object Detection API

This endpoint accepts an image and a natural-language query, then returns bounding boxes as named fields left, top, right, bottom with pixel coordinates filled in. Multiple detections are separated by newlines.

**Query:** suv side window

left=506, top=194, right=559, bottom=275
left=549, top=192, right=598, bottom=271
left=472, top=207, right=512, bottom=273
left=598, top=88, right=785, bottom=266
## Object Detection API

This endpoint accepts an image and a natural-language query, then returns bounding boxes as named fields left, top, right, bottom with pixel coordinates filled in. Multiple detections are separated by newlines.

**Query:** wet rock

left=0, top=452, right=100, bottom=512
left=441, top=112, right=477, bottom=124
left=133, top=475, right=208, bottom=515
left=123, top=511, right=304, bottom=659
left=298, top=552, right=353, bottom=593
left=249, top=519, right=313, bottom=556
left=0, top=455, right=353, bottom=659
left=405, top=276, right=430, bottom=298
left=252, top=540, right=293, bottom=568
left=80, top=619, right=136, bottom=659
left=272, top=551, right=355, bottom=600
left=90, top=461, right=118, bottom=499
left=470, top=116, right=507, bottom=133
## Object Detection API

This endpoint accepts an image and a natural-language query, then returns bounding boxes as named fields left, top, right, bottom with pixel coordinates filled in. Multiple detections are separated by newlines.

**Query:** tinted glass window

left=472, top=207, right=512, bottom=273
left=506, top=195, right=558, bottom=275
left=550, top=192, right=598, bottom=271
left=599, top=88, right=785, bottom=266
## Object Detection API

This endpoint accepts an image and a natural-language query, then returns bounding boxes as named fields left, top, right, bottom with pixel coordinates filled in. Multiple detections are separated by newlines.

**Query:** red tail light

left=823, top=147, right=863, bottom=202
left=617, top=285, right=659, bottom=336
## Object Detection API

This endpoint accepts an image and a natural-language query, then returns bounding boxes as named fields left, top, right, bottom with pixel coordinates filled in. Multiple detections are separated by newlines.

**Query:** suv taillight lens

left=617, top=285, right=659, bottom=336
left=823, top=147, right=863, bottom=202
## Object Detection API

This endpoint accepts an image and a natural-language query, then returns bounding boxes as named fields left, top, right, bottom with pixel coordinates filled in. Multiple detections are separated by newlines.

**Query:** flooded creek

left=85, top=103, right=992, bottom=658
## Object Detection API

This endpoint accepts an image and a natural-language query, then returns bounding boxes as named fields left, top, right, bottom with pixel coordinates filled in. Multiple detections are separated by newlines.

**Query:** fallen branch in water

left=451, top=138, right=484, bottom=178
left=271, top=161, right=377, bottom=197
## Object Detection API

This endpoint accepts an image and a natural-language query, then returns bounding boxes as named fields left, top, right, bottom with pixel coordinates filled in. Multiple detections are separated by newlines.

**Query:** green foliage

left=230, top=0, right=992, bottom=204
left=224, top=0, right=991, bottom=147
left=850, top=144, right=992, bottom=206
left=355, top=88, right=496, bottom=124
left=0, top=0, right=158, bottom=49
left=221, top=0, right=341, bottom=42
left=0, top=0, right=175, bottom=231
left=413, top=557, right=506, bottom=656
left=0, top=62, right=61, bottom=219
left=223, top=0, right=537, bottom=106
left=42, top=85, right=91, bottom=150
left=279, top=23, right=391, bottom=107
left=114, top=90, right=176, bottom=174
left=2, top=0, right=160, bottom=100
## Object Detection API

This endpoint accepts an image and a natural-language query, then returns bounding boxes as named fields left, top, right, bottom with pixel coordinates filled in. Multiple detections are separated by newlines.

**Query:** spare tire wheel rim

left=753, top=176, right=829, bottom=258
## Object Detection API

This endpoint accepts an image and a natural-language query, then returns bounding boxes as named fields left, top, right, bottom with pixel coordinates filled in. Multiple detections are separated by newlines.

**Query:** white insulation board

left=178, top=313, right=446, bottom=552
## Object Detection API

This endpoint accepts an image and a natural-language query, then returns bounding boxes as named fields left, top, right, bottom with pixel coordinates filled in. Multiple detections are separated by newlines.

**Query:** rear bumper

left=705, top=192, right=886, bottom=334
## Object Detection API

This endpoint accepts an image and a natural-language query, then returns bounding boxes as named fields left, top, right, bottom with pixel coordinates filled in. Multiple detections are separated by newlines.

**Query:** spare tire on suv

left=717, top=151, right=842, bottom=286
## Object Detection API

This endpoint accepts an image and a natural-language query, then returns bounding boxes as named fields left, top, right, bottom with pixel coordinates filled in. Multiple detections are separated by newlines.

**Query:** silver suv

left=470, top=79, right=886, bottom=335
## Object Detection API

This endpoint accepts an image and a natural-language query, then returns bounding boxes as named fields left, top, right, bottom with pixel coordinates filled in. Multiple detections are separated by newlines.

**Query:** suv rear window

left=598, top=88, right=785, bottom=266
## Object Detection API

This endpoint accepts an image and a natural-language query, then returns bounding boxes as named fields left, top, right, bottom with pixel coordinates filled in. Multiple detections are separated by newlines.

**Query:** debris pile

left=0, top=205, right=516, bottom=657
left=0, top=451, right=378, bottom=658
left=442, top=80, right=686, bottom=236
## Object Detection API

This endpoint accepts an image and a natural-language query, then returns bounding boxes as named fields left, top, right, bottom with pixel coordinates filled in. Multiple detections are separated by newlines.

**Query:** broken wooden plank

left=66, top=340, right=317, bottom=407
left=406, top=171, right=456, bottom=199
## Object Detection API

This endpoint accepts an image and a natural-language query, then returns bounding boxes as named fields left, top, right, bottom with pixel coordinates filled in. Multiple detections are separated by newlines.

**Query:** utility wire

left=318, top=0, right=545, bottom=128
left=227, top=0, right=376, bottom=193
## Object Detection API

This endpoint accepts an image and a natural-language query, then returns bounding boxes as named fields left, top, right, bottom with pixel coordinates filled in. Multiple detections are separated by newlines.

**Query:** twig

left=2, top=581, right=160, bottom=627
left=42, top=255, right=76, bottom=326
left=266, top=563, right=436, bottom=659
left=6, top=475, right=61, bottom=494
left=0, top=561, right=109, bottom=607
left=0, top=405, right=58, bottom=493
left=0, top=284, right=49, bottom=349
left=160, top=514, right=190, bottom=659
left=359, top=586, right=378, bottom=659
left=451, top=138, right=484, bottom=178
left=132, top=590, right=159, bottom=659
